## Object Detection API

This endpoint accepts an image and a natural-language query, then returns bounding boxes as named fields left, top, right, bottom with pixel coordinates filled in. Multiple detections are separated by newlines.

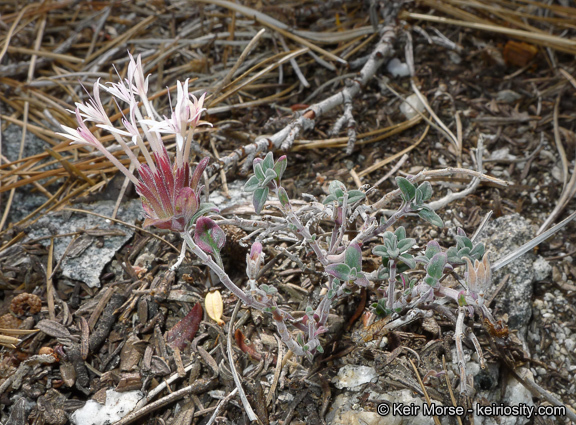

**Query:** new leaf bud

left=246, top=241, right=263, bottom=280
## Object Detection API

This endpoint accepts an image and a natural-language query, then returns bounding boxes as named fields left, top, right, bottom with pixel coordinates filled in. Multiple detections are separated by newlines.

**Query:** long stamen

left=104, top=125, right=141, bottom=170
left=128, top=103, right=156, bottom=172
left=84, top=135, right=139, bottom=186
left=133, top=103, right=163, bottom=157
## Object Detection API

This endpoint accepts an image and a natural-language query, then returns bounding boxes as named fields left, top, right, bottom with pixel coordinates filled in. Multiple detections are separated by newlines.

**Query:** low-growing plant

left=60, top=53, right=572, bottom=396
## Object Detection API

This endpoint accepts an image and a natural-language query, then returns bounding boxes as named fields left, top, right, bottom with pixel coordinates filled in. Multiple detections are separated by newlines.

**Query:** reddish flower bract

left=137, top=153, right=208, bottom=233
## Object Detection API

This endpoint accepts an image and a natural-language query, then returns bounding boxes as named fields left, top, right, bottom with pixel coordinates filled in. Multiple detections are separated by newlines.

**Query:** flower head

left=246, top=242, right=263, bottom=280
left=143, top=79, right=210, bottom=161
left=75, top=79, right=109, bottom=125
left=464, top=252, right=491, bottom=307
left=58, top=53, right=215, bottom=233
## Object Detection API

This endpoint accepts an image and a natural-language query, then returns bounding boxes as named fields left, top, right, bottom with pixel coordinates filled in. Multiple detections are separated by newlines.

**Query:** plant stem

left=454, top=307, right=468, bottom=395
left=387, top=259, right=397, bottom=310
left=181, top=232, right=266, bottom=310
left=275, top=187, right=329, bottom=266
left=169, top=241, right=188, bottom=272
left=351, top=202, right=411, bottom=246
left=182, top=231, right=307, bottom=355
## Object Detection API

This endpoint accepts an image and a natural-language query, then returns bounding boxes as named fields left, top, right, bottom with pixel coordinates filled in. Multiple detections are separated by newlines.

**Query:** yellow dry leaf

left=205, top=290, right=224, bottom=325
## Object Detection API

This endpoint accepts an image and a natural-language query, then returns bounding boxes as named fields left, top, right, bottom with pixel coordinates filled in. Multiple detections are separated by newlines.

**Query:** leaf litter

left=1, top=1, right=576, bottom=424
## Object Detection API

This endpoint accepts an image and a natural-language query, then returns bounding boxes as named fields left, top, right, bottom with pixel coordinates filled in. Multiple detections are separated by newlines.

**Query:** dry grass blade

left=5, top=46, right=82, bottom=63
left=62, top=208, right=179, bottom=252
left=266, top=335, right=284, bottom=407
left=409, top=359, right=441, bottom=425
left=494, top=209, right=576, bottom=270
left=46, top=237, right=55, bottom=320
left=0, top=329, right=38, bottom=336
left=370, top=154, right=410, bottom=191
left=210, top=28, right=267, bottom=103
left=84, top=16, right=156, bottom=64
left=536, top=156, right=576, bottom=234
left=402, top=11, right=576, bottom=54
left=410, top=80, right=460, bottom=153
left=0, top=9, right=46, bottom=231
left=0, top=4, right=39, bottom=63
left=227, top=300, right=258, bottom=422
left=553, top=93, right=568, bottom=190
left=559, top=68, right=576, bottom=90
left=196, top=0, right=349, bottom=62
left=210, top=48, right=309, bottom=106
left=293, top=116, right=423, bottom=152
left=442, top=355, right=464, bottom=425
left=0, top=334, right=21, bottom=349
left=358, top=124, right=429, bottom=177
left=45, top=147, right=95, bottom=185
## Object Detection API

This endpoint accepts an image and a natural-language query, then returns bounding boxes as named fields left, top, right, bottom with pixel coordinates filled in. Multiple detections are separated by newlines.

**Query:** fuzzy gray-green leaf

left=326, top=263, right=351, bottom=281
left=397, top=238, right=416, bottom=253
left=396, top=177, right=416, bottom=202
left=345, top=243, right=363, bottom=271
left=418, top=206, right=444, bottom=227
left=347, top=190, right=366, bottom=204
left=427, top=252, right=447, bottom=280
left=419, top=181, right=433, bottom=201
left=262, top=152, right=274, bottom=170
left=244, top=175, right=260, bottom=192
left=253, top=187, right=269, bottom=214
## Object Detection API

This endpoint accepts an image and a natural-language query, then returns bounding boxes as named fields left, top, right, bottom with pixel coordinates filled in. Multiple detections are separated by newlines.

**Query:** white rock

left=209, top=180, right=248, bottom=211
left=336, top=410, right=400, bottom=425
left=334, top=365, right=377, bottom=390
left=27, top=200, right=142, bottom=287
left=488, top=147, right=517, bottom=161
left=552, top=165, right=564, bottom=183
left=496, top=90, right=522, bottom=103
left=533, top=257, right=552, bottom=281
left=70, top=389, right=143, bottom=425
left=503, top=368, right=534, bottom=425
left=448, top=51, right=462, bottom=64
left=328, top=390, right=441, bottom=425
left=400, top=94, right=425, bottom=120
left=387, top=58, right=411, bottom=78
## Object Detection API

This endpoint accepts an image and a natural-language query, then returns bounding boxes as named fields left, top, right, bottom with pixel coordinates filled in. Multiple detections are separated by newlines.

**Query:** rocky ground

left=1, top=1, right=576, bottom=425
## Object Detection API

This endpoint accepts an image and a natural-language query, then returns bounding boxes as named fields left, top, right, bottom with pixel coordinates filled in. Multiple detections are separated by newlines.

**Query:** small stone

left=478, top=214, right=551, bottom=345
left=70, top=390, right=143, bottom=425
left=489, top=147, right=517, bottom=161
left=400, top=94, right=425, bottom=120
left=334, top=365, right=377, bottom=390
left=496, top=89, right=522, bottom=103
left=387, top=58, right=410, bottom=77
left=26, top=200, right=142, bottom=287
left=448, top=51, right=462, bottom=64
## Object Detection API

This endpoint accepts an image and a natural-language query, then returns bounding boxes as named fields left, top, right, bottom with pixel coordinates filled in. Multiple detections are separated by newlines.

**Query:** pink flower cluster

left=58, top=53, right=211, bottom=233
